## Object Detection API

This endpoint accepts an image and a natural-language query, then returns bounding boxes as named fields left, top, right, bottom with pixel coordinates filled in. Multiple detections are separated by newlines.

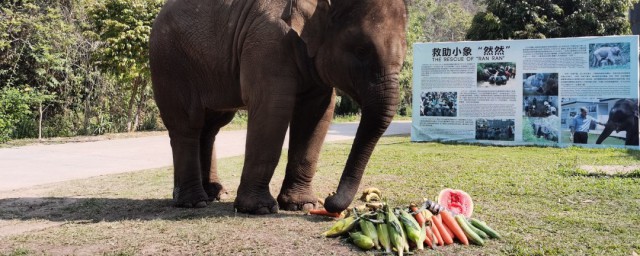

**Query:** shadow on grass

left=0, top=197, right=325, bottom=223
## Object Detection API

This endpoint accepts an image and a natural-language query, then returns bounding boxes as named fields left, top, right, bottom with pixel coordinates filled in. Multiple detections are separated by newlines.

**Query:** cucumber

left=455, top=215, right=485, bottom=246
left=469, top=218, right=502, bottom=239
left=463, top=217, right=488, bottom=239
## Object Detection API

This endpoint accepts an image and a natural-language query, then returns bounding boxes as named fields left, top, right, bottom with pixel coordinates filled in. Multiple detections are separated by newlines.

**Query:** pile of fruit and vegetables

left=311, top=188, right=501, bottom=255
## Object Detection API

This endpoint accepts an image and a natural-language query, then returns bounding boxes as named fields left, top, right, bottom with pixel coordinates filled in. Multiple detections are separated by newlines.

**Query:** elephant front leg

left=234, top=88, right=295, bottom=214
left=277, top=88, right=335, bottom=211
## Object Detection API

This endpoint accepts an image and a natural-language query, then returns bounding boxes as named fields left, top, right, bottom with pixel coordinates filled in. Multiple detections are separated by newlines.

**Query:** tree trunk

left=133, top=84, right=148, bottom=132
left=126, top=77, right=141, bottom=132
left=38, top=101, right=43, bottom=141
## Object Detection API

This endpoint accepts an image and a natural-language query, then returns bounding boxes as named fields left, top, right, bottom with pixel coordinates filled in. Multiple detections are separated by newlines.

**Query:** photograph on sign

left=589, top=42, right=631, bottom=69
left=561, top=98, right=639, bottom=146
left=419, top=91, right=458, bottom=117
left=476, top=62, right=516, bottom=88
left=522, top=73, right=558, bottom=96
left=523, top=96, right=559, bottom=118
left=475, top=119, right=515, bottom=141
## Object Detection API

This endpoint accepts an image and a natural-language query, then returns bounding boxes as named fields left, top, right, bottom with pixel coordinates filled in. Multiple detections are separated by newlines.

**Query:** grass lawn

left=1, top=136, right=639, bottom=255
left=560, top=130, right=627, bottom=145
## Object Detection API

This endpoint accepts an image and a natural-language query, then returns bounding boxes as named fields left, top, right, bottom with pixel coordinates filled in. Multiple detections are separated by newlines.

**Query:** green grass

left=560, top=130, right=627, bottom=145
left=1, top=136, right=639, bottom=255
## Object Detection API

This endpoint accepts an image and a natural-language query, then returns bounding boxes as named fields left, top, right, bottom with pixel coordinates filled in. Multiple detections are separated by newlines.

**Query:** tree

left=86, top=0, right=162, bottom=132
left=467, top=0, right=640, bottom=40
left=397, top=0, right=475, bottom=116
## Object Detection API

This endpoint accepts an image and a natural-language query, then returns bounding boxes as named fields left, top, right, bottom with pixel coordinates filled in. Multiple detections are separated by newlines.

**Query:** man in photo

left=569, top=107, right=605, bottom=144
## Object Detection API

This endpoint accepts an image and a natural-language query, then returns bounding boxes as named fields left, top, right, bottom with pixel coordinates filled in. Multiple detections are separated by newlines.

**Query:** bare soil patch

left=579, top=164, right=640, bottom=176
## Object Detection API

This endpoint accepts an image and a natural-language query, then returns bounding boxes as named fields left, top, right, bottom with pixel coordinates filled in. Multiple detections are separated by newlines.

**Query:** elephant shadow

left=0, top=197, right=323, bottom=222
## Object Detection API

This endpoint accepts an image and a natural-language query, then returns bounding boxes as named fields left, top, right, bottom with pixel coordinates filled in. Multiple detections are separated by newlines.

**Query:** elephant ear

left=282, top=0, right=331, bottom=57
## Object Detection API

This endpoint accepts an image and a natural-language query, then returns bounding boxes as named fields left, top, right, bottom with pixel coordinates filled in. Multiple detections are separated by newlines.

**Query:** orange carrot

left=437, top=215, right=454, bottom=239
left=432, top=215, right=453, bottom=245
left=431, top=221, right=444, bottom=246
left=308, top=209, right=341, bottom=218
left=410, top=205, right=426, bottom=226
left=424, top=226, right=435, bottom=249
left=440, top=211, right=468, bottom=245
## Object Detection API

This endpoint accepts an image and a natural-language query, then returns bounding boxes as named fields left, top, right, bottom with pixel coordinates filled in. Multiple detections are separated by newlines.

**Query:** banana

left=365, top=193, right=381, bottom=202
left=364, top=187, right=382, bottom=197
left=360, top=187, right=382, bottom=201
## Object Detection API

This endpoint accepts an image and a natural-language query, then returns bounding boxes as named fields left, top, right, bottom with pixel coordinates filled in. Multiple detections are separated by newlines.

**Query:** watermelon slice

left=438, top=188, right=474, bottom=218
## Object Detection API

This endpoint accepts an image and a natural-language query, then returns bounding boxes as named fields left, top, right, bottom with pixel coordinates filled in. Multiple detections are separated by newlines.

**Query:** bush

left=0, top=88, right=35, bottom=142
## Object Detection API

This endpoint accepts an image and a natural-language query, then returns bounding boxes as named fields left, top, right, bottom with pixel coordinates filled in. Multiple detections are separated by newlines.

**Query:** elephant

left=596, top=99, right=639, bottom=146
left=591, top=46, right=621, bottom=68
left=149, top=0, right=408, bottom=214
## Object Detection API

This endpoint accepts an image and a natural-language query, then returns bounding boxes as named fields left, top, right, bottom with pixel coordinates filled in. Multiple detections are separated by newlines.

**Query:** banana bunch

left=360, top=187, right=382, bottom=202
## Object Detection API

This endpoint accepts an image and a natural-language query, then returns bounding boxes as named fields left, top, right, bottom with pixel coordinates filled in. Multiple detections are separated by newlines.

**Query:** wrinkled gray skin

left=149, top=0, right=407, bottom=214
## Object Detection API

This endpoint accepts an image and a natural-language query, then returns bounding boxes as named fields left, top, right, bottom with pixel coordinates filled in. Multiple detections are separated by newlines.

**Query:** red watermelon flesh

left=438, top=188, right=474, bottom=218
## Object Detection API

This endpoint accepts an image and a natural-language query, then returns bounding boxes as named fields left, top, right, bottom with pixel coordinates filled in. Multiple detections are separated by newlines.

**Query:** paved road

left=0, top=121, right=410, bottom=192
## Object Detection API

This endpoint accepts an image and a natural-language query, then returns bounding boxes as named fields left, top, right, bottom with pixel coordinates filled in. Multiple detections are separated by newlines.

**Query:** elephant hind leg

left=169, top=131, right=209, bottom=208
left=200, top=111, right=236, bottom=201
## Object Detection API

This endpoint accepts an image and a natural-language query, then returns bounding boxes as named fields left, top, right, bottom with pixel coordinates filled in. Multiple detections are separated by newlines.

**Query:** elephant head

left=284, top=0, right=408, bottom=212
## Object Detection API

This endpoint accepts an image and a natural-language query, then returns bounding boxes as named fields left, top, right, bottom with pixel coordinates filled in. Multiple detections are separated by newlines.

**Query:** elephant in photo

left=591, top=46, right=621, bottom=67
left=596, top=99, right=639, bottom=146
left=149, top=0, right=407, bottom=214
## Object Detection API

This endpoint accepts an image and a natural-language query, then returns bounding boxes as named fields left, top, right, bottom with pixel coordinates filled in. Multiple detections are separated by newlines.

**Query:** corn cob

left=349, top=232, right=375, bottom=250
left=322, top=216, right=359, bottom=237
left=359, top=219, right=380, bottom=250
left=385, top=206, right=408, bottom=256
left=398, top=208, right=424, bottom=250
left=376, top=212, right=392, bottom=253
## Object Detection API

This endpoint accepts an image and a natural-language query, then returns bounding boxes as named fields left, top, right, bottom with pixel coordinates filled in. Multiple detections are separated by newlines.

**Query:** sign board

left=411, top=36, right=639, bottom=148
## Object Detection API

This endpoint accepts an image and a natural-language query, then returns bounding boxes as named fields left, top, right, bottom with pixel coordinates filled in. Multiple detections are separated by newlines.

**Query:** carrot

left=440, top=211, right=468, bottom=245
left=410, top=205, right=426, bottom=226
left=431, top=221, right=444, bottom=246
left=424, top=226, right=435, bottom=249
left=432, top=215, right=453, bottom=245
left=437, top=215, right=454, bottom=239
left=308, top=209, right=341, bottom=218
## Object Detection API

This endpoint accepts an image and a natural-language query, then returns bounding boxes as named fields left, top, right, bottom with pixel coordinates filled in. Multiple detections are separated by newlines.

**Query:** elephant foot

left=204, top=182, right=228, bottom=201
left=277, top=187, right=318, bottom=212
left=234, top=189, right=278, bottom=215
left=173, top=186, right=209, bottom=208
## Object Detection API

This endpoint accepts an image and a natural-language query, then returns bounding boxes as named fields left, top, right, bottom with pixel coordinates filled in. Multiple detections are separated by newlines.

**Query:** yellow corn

left=399, top=208, right=424, bottom=250
left=322, top=216, right=358, bottom=237
left=385, top=206, right=407, bottom=256
left=376, top=212, right=392, bottom=253
left=359, top=219, right=380, bottom=250
left=349, top=232, right=375, bottom=250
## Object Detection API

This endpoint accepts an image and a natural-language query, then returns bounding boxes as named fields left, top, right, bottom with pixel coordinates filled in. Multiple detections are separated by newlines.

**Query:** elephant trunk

left=596, top=124, right=614, bottom=144
left=324, top=78, right=399, bottom=213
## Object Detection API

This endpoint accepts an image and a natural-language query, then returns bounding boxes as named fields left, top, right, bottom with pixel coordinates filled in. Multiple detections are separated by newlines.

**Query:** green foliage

left=0, top=87, right=53, bottom=142
left=86, top=0, right=162, bottom=82
left=0, top=0, right=165, bottom=142
left=467, top=0, right=640, bottom=40
left=397, top=0, right=475, bottom=116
